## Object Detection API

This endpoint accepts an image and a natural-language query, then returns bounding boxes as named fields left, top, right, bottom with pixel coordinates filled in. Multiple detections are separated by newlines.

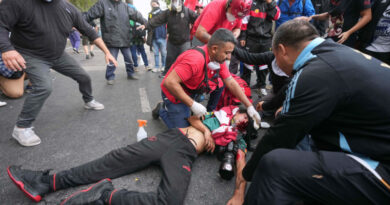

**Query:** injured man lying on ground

left=7, top=105, right=258, bottom=205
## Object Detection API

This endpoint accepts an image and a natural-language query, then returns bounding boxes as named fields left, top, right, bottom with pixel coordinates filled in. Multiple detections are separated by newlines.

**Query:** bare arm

left=338, top=8, right=372, bottom=44
left=310, top=12, right=329, bottom=21
left=188, top=116, right=215, bottom=152
left=223, top=76, right=252, bottom=108
left=93, top=38, right=118, bottom=67
left=232, top=28, right=241, bottom=39
left=163, top=70, right=194, bottom=107
left=226, top=149, right=247, bottom=205
left=195, top=24, right=211, bottom=44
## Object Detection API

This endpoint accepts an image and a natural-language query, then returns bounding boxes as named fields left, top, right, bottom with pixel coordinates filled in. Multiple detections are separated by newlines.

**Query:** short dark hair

left=272, top=19, right=319, bottom=50
left=207, top=28, right=237, bottom=48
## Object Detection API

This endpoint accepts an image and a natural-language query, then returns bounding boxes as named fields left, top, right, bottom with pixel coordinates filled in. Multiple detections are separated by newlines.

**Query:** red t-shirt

left=161, top=45, right=231, bottom=104
left=190, top=0, right=242, bottom=39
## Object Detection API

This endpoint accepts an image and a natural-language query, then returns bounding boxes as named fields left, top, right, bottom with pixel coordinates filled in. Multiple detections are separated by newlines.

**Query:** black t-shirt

left=326, top=0, right=371, bottom=38
left=0, top=0, right=99, bottom=61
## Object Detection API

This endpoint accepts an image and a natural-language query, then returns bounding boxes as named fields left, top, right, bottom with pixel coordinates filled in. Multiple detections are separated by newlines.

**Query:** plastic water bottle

left=137, top=120, right=147, bottom=142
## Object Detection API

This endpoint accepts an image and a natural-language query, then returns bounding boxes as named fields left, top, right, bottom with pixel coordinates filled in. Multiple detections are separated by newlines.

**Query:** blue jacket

left=276, top=0, right=315, bottom=28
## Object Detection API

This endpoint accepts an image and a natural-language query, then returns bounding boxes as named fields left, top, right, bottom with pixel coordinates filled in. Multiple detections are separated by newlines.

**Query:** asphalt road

left=0, top=46, right=268, bottom=205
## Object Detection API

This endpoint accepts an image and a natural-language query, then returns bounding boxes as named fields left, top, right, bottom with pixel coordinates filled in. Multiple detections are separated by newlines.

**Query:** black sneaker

left=90, top=51, right=95, bottom=57
left=73, top=48, right=79, bottom=54
left=7, top=165, right=51, bottom=202
left=60, top=178, right=114, bottom=205
left=86, top=54, right=90, bottom=60
left=152, top=102, right=162, bottom=119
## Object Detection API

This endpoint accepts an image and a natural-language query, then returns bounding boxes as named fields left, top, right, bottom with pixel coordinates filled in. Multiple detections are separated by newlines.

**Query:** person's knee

left=77, top=73, right=91, bottom=84
left=3, top=89, right=24, bottom=99
left=35, top=82, right=53, bottom=96
left=259, top=149, right=293, bottom=177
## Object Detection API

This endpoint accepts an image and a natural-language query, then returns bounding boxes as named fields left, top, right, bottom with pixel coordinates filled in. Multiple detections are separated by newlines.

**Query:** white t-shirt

left=366, top=5, right=390, bottom=53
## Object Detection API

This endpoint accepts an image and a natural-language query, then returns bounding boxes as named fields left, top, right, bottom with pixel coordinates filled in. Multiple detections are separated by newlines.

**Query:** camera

left=217, top=141, right=238, bottom=180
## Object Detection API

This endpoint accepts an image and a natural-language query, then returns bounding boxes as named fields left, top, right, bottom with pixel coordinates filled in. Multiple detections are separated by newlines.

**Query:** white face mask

left=226, top=12, right=236, bottom=22
left=208, top=61, right=220, bottom=70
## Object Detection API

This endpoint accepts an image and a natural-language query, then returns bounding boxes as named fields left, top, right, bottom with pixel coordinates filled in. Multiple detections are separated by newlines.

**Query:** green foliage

left=69, top=0, right=98, bottom=12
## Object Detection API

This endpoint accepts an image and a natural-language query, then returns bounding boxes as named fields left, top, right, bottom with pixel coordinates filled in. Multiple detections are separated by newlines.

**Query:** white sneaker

left=0, top=101, right=6, bottom=107
left=160, top=67, right=165, bottom=72
left=152, top=68, right=159, bottom=73
left=107, top=80, right=114, bottom=85
left=145, top=65, right=151, bottom=71
left=260, top=88, right=268, bottom=96
left=12, top=126, right=41, bottom=147
left=84, top=99, right=105, bottom=110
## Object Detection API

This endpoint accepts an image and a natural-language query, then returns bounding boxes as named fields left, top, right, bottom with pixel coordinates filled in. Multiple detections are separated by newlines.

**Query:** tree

left=69, top=0, right=98, bottom=12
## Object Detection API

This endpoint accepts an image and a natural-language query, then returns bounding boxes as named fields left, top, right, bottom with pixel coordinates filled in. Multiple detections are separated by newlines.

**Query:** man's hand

left=247, top=105, right=261, bottom=124
left=337, top=31, right=351, bottom=44
left=1, top=50, right=26, bottom=71
left=136, top=25, right=146, bottom=30
left=191, top=101, right=207, bottom=117
left=204, top=129, right=215, bottom=153
left=294, top=16, right=311, bottom=21
left=256, top=101, right=264, bottom=111
left=105, top=53, right=118, bottom=67
left=232, top=29, right=241, bottom=39
left=240, top=40, right=246, bottom=47
left=226, top=194, right=244, bottom=205
left=275, top=106, right=283, bottom=117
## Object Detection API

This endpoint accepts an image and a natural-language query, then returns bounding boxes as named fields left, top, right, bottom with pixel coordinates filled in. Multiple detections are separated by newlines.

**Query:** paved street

left=0, top=46, right=268, bottom=205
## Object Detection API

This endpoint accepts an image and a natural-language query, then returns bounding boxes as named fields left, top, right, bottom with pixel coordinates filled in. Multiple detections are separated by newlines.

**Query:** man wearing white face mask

left=187, top=0, right=252, bottom=113
left=190, top=0, right=252, bottom=46
left=155, top=29, right=261, bottom=129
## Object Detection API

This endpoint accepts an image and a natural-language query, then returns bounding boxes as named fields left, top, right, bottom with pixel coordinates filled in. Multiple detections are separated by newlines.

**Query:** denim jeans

left=206, top=86, right=224, bottom=112
left=152, top=38, right=166, bottom=68
left=69, top=30, right=80, bottom=50
left=159, top=92, right=191, bottom=128
left=17, top=52, right=93, bottom=128
left=130, top=44, right=148, bottom=67
left=106, top=47, right=134, bottom=80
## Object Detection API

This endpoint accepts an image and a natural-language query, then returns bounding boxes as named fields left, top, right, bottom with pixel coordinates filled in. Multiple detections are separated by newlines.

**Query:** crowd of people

left=1, top=0, right=390, bottom=204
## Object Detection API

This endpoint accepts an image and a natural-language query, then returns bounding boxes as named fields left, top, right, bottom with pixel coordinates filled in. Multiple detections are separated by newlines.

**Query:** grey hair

left=272, top=19, right=319, bottom=50
left=208, top=28, right=238, bottom=48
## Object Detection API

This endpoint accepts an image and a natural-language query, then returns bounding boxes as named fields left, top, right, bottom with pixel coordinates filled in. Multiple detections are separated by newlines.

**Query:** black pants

left=55, top=129, right=197, bottom=205
left=361, top=48, right=390, bottom=65
left=163, top=41, right=191, bottom=75
left=229, top=43, right=244, bottom=75
left=241, top=38, right=271, bottom=87
left=244, top=149, right=390, bottom=205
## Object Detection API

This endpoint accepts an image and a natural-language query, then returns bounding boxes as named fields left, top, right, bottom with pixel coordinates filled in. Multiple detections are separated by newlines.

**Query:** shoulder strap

left=192, top=47, right=210, bottom=91
left=184, top=6, right=189, bottom=20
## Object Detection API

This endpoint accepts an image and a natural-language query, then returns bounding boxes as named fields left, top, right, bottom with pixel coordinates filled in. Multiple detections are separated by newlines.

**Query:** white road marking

left=139, top=88, right=151, bottom=113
